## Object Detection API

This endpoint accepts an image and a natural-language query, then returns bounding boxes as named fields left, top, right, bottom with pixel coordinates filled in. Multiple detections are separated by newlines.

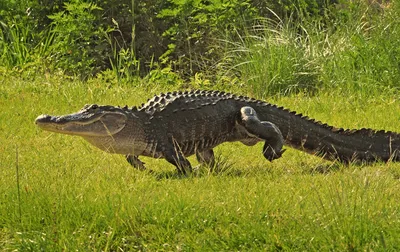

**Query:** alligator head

left=35, top=104, right=129, bottom=137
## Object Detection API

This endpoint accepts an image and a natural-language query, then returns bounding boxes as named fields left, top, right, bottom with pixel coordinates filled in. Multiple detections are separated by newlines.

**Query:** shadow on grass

left=138, top=155, right=382, bottom=179
left=149, top=154, right=245, bottom=180
left=389, top=166, right=400, bottom=180
left=304, top=159, right=393, bottom=175
left=307, top=162, right=342, bottom=175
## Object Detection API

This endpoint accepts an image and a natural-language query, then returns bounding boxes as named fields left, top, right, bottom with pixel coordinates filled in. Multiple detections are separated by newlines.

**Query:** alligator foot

left=240, top=106, right=285, bottom=161
left=126, top=154, right=146, bottom=170
left=263, top=138, right=286, bottom=161
left=196, top=149, right=216, bottom=169
left=164, top=148, right=193, bottom=175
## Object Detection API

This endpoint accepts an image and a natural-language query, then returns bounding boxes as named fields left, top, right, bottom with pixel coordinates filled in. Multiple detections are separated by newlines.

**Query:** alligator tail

left=255, top=103, right=400, bottom=163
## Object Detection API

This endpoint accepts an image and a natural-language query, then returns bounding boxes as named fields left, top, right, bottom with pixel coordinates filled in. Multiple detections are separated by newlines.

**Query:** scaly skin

left=35, top=90, right=400, bottom=173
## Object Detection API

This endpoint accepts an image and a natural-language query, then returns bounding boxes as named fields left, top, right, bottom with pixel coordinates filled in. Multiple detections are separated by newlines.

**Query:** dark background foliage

left=0, top=0, right=339, bottom=78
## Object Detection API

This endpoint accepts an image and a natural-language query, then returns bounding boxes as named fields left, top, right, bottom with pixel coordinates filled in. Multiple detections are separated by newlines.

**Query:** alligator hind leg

left=240, top=106, right=285, bottom=161
left=196, top=149, right=215, bottom=168
left=164, top=148, right=193, bottom=175
left=126, top=154, right=146, bottom=170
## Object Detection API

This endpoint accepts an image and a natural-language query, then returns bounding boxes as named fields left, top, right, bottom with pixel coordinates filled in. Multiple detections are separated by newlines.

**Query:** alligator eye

left=91, top=104, right=98, bottom=110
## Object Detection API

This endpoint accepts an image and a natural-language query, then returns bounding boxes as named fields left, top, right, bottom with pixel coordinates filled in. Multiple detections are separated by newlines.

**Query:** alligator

left=35, top=90, right=400, bottom=174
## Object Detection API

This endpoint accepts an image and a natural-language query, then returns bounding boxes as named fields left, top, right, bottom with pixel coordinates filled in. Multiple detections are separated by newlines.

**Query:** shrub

left=156, top=0, right=257, bottom=76
left=47, top=0, right=103, bottom=78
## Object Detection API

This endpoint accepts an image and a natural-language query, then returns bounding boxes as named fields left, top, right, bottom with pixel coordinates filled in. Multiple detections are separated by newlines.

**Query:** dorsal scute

left=139, top=89, right=244, bottom=116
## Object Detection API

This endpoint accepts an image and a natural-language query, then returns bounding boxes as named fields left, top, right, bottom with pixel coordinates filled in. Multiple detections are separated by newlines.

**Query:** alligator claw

left=264, top=147, right=286, bottom=162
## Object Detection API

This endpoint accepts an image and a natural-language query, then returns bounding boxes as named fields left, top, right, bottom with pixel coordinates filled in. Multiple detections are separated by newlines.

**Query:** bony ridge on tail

left=35, top=90, right=400, bottom=174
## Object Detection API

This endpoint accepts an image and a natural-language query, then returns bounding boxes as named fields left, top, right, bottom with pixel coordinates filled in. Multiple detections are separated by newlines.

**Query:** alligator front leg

left=196, top=149, right=215, bottom=168
left=126, top=154, right=146, bottom=170
left=240, top=106, right=285, bottom=161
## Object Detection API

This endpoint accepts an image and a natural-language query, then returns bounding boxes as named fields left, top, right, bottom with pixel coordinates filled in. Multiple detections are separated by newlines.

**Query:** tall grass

left=0, top=21, right=32, bottom=68
left=222, top=1, right=400, bottom=97
left=221, top=17, right=320, bottom=96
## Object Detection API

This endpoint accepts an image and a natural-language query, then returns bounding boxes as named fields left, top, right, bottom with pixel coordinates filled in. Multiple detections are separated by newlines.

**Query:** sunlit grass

left=1, top=2, right=400, bottom=250
left=1, top=76, right=400, bottom=250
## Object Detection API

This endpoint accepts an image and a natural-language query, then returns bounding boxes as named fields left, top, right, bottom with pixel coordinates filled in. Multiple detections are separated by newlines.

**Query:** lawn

left=1, top=75, right=400, bottom=251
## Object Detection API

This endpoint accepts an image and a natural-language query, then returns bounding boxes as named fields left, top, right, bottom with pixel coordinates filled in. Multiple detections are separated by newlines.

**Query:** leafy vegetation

left=1, top=0, right=400, bottom=250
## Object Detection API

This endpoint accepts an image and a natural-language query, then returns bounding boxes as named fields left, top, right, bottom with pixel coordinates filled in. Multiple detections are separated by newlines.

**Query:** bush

left=156, top=0, right=257, bottom=76
left=0, top=0, right=339, bottom=79
left=47, top=0, right=104, bottom=77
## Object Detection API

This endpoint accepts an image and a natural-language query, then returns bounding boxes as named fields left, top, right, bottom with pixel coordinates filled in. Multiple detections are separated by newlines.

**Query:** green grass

left=1, top=75, right=400, bottom=250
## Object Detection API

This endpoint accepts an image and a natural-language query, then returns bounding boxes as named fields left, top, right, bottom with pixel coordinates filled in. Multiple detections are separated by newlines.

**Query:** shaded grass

left=1, top=76, right=400, bottom=250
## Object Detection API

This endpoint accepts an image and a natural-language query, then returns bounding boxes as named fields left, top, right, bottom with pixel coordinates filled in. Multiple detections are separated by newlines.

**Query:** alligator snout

left=35, top=114, right=53, bottom=124
left=35, top=114, right=65, bottom=124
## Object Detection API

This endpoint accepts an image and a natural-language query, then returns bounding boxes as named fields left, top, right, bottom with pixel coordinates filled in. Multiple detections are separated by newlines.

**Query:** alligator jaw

left=35, top=113, right=102, bottom=125
left=35, top=112, right=128, bottom=137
